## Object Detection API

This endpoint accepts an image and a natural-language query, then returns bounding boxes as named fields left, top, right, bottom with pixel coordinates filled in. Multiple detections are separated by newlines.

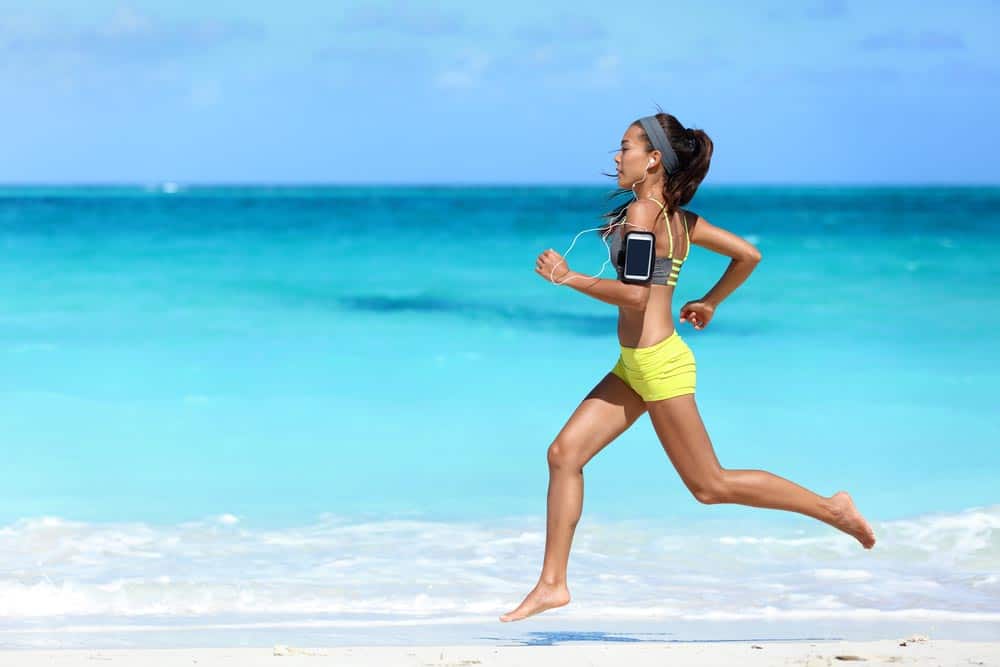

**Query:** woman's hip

left=616, top=330, right=694, bottom=371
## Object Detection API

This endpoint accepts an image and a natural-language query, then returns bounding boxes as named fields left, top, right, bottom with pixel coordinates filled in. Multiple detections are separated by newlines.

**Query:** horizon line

left=0, top=181, right=998, bottom=189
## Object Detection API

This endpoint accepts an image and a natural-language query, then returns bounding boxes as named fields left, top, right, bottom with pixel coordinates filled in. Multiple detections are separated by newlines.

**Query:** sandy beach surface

left=2, top=639, right=998, bottom=666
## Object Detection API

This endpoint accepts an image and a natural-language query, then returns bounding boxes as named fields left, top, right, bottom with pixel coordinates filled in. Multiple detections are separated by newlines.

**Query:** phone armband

left=621, top=231, right=656, bottom=284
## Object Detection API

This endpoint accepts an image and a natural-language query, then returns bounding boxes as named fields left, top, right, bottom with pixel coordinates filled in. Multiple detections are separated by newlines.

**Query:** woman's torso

left=608, top=199, right=692, bottom=347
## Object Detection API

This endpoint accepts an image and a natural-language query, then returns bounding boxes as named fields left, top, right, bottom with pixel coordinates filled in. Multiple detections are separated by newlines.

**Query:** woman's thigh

left=645, top=394, right=724, bottom=495
left=549, top=372, right=647, bottom=469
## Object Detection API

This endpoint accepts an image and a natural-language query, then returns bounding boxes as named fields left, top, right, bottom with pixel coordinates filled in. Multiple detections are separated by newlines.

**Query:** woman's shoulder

left=624, top=199, right=663, bottom=231
left=626, top=197, right=664, bottom=216
left=678, top=207, right=702, bottom=230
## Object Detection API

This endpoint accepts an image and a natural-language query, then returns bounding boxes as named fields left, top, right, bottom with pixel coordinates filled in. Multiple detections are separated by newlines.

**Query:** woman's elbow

left=742, top=247, right=762, bottom=263
left=630, top=285, right=651, bottom=310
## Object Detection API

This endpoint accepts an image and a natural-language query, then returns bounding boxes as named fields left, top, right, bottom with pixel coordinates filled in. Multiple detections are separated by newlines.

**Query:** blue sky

left=1, top=1, right=997, bottom=184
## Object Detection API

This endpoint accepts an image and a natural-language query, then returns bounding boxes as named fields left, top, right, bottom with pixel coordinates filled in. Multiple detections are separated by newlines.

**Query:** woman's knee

left=547, top=439, right=584, bottom=472
left=687, top=471, right=728, bottom=504
left=691, top=486, right=721, bottom=504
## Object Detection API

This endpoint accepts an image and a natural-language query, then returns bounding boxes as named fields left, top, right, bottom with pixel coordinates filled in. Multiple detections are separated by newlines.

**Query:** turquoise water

left=0, top=185, right=997, bottom=646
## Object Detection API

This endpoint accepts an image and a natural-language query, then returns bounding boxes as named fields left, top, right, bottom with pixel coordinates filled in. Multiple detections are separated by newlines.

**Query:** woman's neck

left=632, top=178, right=665, bottom=202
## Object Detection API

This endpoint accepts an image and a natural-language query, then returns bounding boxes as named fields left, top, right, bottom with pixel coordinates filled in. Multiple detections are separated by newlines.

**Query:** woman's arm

left=561, top=273, right=648, bottom=310
left=688, top=212, right=761, bottom=307
left=555, top=199, right=661, bottom=310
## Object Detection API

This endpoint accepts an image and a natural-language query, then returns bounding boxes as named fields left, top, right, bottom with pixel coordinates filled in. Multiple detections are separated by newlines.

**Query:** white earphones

left=546, top=215, right=627, bottom=285
left=546, top=166, right=655, bottom=286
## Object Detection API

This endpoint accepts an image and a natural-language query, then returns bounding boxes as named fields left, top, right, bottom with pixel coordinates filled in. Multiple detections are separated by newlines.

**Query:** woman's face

left=614, top=124, right=651, bottom=186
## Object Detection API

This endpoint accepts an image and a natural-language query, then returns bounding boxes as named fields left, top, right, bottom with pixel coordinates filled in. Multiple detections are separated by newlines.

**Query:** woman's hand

left=679, top=299, right=716, bottom=330
left=535, top=249, right=571, bottom=284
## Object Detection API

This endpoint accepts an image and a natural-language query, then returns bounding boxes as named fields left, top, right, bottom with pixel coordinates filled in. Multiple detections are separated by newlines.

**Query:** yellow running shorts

left=611, top=329, right=696, bottom=402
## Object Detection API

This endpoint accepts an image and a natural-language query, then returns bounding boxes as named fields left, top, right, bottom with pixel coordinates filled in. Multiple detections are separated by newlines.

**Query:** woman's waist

left=616, top=323, right=680, bottom=350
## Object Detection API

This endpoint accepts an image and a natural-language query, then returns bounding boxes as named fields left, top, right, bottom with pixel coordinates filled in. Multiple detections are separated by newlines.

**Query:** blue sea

left=0, top=185, right=998, bottom=648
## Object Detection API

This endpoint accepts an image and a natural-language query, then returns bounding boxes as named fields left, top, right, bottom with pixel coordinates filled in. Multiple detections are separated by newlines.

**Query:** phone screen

left=624, top=236, right=653, bottom=278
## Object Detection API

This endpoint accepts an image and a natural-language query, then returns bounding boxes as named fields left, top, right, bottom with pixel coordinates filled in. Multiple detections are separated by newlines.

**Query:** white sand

left=3, top=639, right=998, bottom=666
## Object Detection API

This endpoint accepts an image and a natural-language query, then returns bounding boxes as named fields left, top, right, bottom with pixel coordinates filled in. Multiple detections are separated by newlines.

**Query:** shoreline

left=2, top=639, right=998, bottom=666
left=2, top=617, right=998, bottom=650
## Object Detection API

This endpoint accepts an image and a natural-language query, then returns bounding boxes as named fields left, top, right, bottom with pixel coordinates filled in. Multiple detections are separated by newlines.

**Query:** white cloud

left=433, top=50, right=491, bottom=90
left=594, top=53, right=620, bottom=77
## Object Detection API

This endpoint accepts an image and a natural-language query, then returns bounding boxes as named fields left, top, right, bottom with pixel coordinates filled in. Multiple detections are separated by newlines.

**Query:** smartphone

left=621, top=231, right=655, bottom=284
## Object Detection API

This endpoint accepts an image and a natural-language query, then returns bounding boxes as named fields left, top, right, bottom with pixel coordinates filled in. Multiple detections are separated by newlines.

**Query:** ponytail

left=664, top=125, right=713, bottom=214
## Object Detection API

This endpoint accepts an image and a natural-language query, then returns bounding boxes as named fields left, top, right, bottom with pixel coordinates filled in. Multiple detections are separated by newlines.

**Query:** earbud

left=648, top=158, right=655, bottom=167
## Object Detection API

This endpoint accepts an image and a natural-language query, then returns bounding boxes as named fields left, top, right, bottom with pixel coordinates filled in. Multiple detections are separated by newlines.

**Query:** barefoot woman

left=500, top=111, right=876, bottom=623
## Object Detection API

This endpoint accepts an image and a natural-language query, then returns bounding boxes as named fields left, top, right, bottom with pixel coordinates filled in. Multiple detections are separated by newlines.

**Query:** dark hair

left=599, top=106, right=714, bottom=232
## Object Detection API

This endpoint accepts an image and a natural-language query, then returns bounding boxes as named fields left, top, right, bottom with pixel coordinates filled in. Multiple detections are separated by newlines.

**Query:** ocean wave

left=0, top=506, right=997, bottom=625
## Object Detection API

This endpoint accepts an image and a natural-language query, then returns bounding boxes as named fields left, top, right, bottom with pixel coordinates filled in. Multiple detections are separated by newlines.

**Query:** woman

left=500, top=111, right=876, bottom=623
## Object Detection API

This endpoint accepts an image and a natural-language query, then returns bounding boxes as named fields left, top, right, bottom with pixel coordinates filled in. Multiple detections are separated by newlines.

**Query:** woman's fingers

left=680, top=303, right=709, bottom=330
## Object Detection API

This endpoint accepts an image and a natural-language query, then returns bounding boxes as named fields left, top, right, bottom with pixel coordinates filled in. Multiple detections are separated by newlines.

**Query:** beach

left=3, top=638, right=1000, bottom=666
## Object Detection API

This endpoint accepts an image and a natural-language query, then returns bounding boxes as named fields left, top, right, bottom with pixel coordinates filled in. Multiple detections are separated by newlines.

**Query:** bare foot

left=499, top=581, right=571, bottom=622
left=829, top=491, right=876, bottom=549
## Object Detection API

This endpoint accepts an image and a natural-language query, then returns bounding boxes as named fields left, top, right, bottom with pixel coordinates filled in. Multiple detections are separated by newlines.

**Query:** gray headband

left=638, top=116, right=680, bottom=175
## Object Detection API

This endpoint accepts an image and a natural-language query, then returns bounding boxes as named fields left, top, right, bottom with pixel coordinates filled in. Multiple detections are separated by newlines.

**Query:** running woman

left=501, top=110, right=876, bottom=623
